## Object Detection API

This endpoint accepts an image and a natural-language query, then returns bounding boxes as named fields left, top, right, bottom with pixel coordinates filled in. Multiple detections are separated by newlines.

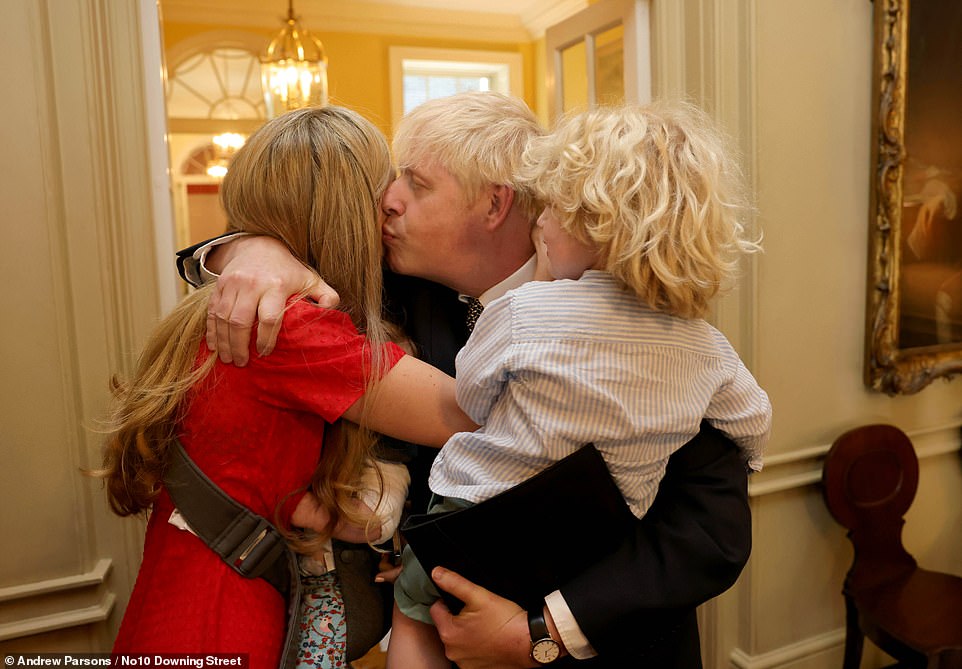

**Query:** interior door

left=545, top=0, right=651, bottom=123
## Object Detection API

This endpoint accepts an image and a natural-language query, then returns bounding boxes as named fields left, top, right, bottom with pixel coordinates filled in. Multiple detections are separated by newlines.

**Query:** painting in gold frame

left=865, top=0, right=962, bottom=395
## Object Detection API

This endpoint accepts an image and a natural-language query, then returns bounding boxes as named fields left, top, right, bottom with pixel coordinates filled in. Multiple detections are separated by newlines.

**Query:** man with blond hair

left=180, top=91, right=752, bottom=668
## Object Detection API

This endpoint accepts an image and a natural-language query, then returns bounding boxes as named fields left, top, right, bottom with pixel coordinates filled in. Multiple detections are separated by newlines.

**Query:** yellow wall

left=162, top=21, right=539, bottom=138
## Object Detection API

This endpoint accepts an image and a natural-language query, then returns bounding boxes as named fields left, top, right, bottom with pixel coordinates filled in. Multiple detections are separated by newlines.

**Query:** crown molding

left=160, top=0, right=588, bottom=42
left=160, top=0, right=589, bottom=43
left=519, top=0, right=589, bottom=38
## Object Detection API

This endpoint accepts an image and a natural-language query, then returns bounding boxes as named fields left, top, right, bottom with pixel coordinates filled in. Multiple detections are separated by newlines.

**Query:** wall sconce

left=260, top=0, right=329, bottom=119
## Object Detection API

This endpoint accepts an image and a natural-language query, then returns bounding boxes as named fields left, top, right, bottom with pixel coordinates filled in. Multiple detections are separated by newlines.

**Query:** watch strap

left=528, top=609, right=561, bottom=665
left=528, top=609, right=551, bottom=642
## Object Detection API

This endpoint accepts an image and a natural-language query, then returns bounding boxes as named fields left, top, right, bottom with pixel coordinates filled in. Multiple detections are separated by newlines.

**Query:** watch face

left=532, top=638, right=561, bottom=664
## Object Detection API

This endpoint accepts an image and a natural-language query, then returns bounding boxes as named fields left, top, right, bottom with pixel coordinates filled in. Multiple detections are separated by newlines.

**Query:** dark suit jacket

left=382, top=270, right=752, bottom=669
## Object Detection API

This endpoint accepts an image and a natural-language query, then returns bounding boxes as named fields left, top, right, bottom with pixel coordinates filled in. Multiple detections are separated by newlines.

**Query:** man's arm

left=431, top=423, right=751, bottom=667
left=560, top=422, right=751, bottom=653
left=176, top=235, right=336, bottom=365
left=175, top=232, right=243, bottom=287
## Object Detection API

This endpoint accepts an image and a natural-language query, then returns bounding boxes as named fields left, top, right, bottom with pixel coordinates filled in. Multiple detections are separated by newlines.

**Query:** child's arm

left=706, top=357, right=772, bottom=472
left=449, top=295, right=515, bottom=425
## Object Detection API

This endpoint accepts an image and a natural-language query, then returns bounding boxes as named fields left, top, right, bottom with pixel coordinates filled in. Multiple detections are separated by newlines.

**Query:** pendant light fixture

left=260, top=0, right=329, bottom=118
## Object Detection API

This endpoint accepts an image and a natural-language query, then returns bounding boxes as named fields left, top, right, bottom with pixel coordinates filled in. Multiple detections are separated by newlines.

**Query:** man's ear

left=485, top=184, right=517, bottom=229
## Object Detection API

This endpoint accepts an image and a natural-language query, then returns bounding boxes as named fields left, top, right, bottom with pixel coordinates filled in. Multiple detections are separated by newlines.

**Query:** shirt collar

left=460, top=255, right=538, bottom=307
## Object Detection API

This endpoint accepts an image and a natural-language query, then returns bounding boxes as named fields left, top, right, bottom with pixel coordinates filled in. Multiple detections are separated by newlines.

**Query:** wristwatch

left=528, top=609, right=561, bottom=664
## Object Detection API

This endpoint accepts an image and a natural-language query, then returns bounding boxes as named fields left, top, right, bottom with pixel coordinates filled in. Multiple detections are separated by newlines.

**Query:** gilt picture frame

left=865, top=0, right=962, bottom=395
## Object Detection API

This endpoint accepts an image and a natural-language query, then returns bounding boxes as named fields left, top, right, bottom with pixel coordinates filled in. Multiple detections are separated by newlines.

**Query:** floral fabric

left=296, top=571, right=347, bottom=669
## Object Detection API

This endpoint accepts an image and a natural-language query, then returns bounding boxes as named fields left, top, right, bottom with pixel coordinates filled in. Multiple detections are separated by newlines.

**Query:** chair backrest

left=822, top=424, right=919, bottom=590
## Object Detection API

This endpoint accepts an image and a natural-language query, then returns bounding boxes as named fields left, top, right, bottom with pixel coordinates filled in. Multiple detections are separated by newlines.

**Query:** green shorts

left=394, top=496, right=474, bottom=625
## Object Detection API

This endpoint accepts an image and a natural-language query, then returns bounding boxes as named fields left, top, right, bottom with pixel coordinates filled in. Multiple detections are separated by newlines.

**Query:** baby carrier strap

left=163, top=439, right=301, bottom=669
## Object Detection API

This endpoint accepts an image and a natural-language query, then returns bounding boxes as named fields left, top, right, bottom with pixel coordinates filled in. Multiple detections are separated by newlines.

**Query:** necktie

left=465, top=297, right=484, bottom=333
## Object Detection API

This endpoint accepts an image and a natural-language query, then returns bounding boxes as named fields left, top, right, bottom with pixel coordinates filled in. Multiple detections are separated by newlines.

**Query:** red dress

left=113, top=301, right=404, bottom=668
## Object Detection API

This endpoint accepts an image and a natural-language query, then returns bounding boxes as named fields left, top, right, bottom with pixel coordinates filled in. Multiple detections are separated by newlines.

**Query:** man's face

left=380, top=161, right=488, bottom=286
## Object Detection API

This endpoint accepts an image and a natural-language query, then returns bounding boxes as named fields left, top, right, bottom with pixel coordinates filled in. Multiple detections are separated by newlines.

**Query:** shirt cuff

left=544, top=590, right=597, bottom=660
left=184, top=231, right=250, bottom=286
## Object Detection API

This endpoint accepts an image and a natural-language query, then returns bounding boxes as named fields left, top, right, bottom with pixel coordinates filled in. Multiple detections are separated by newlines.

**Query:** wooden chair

left=822, top=424, right=962, bottom=669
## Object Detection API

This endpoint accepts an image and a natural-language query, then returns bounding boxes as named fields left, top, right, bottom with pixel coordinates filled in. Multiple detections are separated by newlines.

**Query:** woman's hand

left=375, top=556, right=403, bottom=584
left=291, top=490, right=383, bottom=544
left=290, top=492, right=333, bottom=533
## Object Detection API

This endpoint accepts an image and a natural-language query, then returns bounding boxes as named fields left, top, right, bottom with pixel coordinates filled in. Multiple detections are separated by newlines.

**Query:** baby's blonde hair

left=393, top=91, right=545, bottom=221
left=520, top=101, right=760, bottom=319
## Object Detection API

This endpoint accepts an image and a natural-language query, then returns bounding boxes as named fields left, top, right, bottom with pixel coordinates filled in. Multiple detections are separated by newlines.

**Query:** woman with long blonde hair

left=100, top=106, right=473, bottom=669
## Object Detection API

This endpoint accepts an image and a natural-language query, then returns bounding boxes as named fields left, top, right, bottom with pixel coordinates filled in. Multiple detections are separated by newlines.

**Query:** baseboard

left=730, top=628, right=845, bottom=669
left=0, top=559, right=115, bottom=642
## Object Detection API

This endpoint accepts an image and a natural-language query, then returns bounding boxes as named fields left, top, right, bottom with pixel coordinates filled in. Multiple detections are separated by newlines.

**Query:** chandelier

left=260, top=0, right=329, bottom=119
left=205, top=133, right=246, bottom=179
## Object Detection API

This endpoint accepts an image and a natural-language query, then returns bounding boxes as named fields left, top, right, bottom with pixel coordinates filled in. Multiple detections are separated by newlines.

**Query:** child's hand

left=531, top=219, right=553, bottom=282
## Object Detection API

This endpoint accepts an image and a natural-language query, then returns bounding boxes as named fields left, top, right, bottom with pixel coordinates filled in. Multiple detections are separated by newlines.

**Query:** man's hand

left=205, top=235, right=339, bottom=365
left=429, top=567, right=538, bottom=669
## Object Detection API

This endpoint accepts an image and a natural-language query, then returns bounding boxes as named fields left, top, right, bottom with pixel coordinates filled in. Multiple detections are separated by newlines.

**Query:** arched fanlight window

left=167, top=46, right=266, bottom=122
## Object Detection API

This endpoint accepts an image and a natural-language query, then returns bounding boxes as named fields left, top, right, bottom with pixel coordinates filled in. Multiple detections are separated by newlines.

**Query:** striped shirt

left=429, top=270, right=771, bottom=519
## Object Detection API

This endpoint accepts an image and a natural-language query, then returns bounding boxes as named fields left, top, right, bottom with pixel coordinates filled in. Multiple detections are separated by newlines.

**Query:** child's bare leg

left=386, top=602, right=449, bottom=669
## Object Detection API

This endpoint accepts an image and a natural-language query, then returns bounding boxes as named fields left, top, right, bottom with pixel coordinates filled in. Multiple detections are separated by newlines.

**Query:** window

left=166, top=46, right=265, bottom=122
left=389, top=47, right=524, bottom=131
left=545, top=0, right=651, bottom=122
left=164, top=35, right=267, bottom=260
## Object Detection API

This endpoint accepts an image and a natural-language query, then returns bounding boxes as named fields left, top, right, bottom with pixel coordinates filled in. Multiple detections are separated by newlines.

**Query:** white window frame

left=545, top=0, right=651, bottom=123
left=389, top=46, right=524, bottom=132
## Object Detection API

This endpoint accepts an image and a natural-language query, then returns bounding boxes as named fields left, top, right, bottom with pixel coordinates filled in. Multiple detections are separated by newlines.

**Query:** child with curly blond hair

left=388, top=101, right=772, bottom=668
